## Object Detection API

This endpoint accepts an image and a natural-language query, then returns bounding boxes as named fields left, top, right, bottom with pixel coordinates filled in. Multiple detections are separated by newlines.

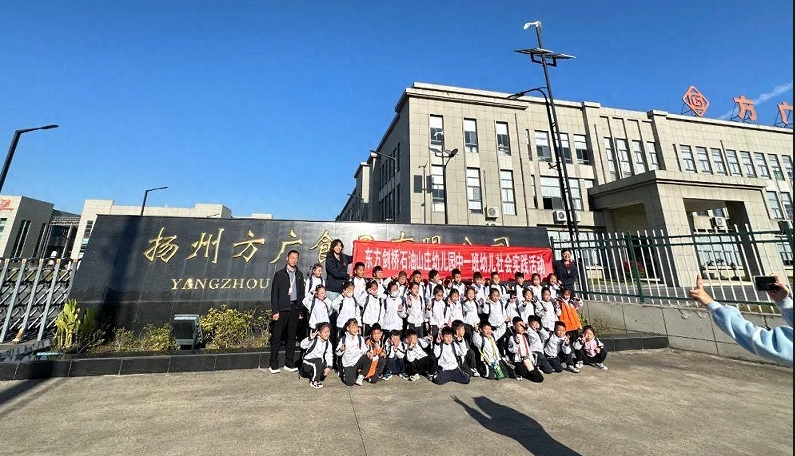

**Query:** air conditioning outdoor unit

left=485, top=206, right=500, bottom=219
left=553, top=210, right=567, bottom=223
left=711, top=217, right=727, bottom=229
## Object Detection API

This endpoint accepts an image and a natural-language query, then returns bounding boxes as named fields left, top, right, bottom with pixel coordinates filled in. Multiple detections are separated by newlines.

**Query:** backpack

left=306, top=337, right=330, bottom=359
left=362, top=295, right=382, bottom=322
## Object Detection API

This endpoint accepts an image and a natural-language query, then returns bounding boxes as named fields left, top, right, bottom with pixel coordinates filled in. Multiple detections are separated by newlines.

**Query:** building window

left=680, top=145, right=696, bottom=173
left=0, top=218, right=6, bottom=238
left=395, top=143, right=401, bottom=172
left=573, top=134, right=590, bottom=164
left=645, top=142, right=659, bottom=170
left=583, top=179, right=595, bottom=210
left=524, top=130, right=533, bottom=160
left=604, top=138, right=617, bottom=180
left=712, top=207, right=727, bottom=218
left=430, top=115, right=444, bottom=149
left=781, top=192, right=793, bottom=220
left=535, top=131, right=552, bottom=162
left=558, top=133, right=572, bottom=163
left=766, top=191, right=783, bottom=219
left=631, top=140, right=646, bottom=174
left=11, top=219, right=31, bottom=258
left=529, top=175, right=538, bottom=208
left=466, top=168, right=483, bottom=213
left=711, top=148, right=727, bottom=175
left=616, top=139, right=632, bottom=177
left=769, top=154, right=784, bottom=180
left=740, top=151, right=755, bottom=177
left=541, top=176, right=563, bottom=209
left=569, top=179, right=583, bottom=210
left=431, top=165, right=445, bottom=212
left=396, top=184, right=401, bottom=216
left=464, top=119, right=478, bottom=153
left=754, top=152, right=770, bottom=179
left=725, top=149, right=742, bottom=176
left=783, top=155, right=793, bottom=180
left=696, top=147, right=712, bottom=174
left=499, top=170, right=516, bottom=215
left=496, top=122, right=511, bottom=155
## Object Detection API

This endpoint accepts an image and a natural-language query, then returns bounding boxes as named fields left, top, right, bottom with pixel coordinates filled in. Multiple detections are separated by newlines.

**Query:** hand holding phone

left=754, top=276, right=781, bottom=292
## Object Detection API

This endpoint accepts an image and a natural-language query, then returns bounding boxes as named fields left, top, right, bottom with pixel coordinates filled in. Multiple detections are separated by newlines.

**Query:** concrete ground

left=0, top=349, right=791, bottom=456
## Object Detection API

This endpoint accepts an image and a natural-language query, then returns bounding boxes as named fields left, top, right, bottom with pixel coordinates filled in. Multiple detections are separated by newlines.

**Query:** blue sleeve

left=708, top=299, right=793, bottom=368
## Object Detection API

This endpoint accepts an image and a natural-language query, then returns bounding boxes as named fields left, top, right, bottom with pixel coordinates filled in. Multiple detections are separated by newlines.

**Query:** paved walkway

left=0, top=349, right=791, bottom=456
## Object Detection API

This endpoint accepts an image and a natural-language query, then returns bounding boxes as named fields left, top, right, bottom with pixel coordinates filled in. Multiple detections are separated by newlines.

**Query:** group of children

left=296, top=263, right=608, bottom=389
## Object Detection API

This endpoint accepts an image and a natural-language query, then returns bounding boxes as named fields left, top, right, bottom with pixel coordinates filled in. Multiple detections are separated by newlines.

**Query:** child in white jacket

left=336, top=319, right=371, bottom=386
left=302, top=285, right=332, bottom=334
left=401, top=282, right=426, bottom=338
left=535, top=287, right=557, bottom=333
left=299, top=322, right=334, bottom=389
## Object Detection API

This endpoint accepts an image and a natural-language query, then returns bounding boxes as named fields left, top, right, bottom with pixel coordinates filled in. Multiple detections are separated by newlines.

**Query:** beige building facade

left=0, top=195, right=55, bottom=258
left=337, top=83, right=793, bottom=283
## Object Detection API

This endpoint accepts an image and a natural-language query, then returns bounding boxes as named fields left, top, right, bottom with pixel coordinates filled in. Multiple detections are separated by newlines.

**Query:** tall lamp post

left=431, top=147, right=458, bottom=225
left=370, top=150, right=398, bottom=222
left=0, top=125, right=60, bottom=194
left=140, top=186, right=168, bottom=216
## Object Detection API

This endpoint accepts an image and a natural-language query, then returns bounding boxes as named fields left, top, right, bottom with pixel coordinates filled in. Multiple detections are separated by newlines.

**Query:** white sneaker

left=409, top=374, right=420, bottom=381
left=472, top=370, right=480, bottom=377
left=568, top=365, right=580, bottom=374
left=310, top=381, right=323, bottom=389
left=283, top=366, right=298, bottom=373
left=268, top=367, right=280, bottom=374
left=594, top=363, right=608, bottom=371
left=575, top=361, right=583, bottom=369
left=355, top=375, right=364, bottom=386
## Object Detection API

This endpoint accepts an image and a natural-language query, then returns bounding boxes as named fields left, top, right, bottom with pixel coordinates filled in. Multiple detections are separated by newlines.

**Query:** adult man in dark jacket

left=553, top=248, right=580, bottom=294
left=268, top=250, right=304, bottom=373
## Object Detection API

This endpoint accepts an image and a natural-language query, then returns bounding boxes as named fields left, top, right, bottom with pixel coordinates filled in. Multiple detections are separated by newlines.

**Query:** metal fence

left=552, top=224, right=794, bottom=313
left=0, top=258, right=77, bottom=344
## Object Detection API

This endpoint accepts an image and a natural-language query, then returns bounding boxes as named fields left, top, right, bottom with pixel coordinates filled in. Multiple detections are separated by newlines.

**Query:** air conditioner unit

left=485, top=206, right=500, bottom=219
left=553, top=210, right=567, bottom=223
left=485, top=221, right=499, bottom=226
left=710, top=217, right=727, bottom=229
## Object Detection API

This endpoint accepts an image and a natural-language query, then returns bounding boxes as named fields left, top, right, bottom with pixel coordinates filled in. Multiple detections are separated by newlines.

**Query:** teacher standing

left=553, top=248, right=580, bottom=295
left=268, top=250, right=304, bottom=374
left=324, top=239, right=352, bottom=301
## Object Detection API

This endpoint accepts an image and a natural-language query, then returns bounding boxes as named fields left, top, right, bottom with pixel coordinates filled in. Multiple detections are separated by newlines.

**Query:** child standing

left=484, top=288, right=510, bottom=356
left=352, top=262, right=368, bottom=300
left=363, top=324, right=387, bottom=383
left=516, top=288, right=535, bottom=324
left=360, top=280, right=383, bottom=336
left=426, top=269, right=445, bottom=304
left=556, top=287, right=583, bottom=342
left=443, top=289, right=464, bottom=328
left=380, top=282, right=405, bottom=335
left=332, top=282, right=361, bottom=342
left=535, top=287, right=557, bottom=334
left=336, top=319, right=372, bottom=386
left=507, top=317, right=545, bottom=382
left=401, top=282, right=426, bottom=338
left=426, top=285, right=447, bottom=338
left=432, top=327, right=471, bottom=385
left=371, top=266, right=387, bottom=296
left=512, top=272, right=528, bottom=300
left=448, top=268, right=466, bottom=297
left=544, top=321, right=579, bottom=373
left=471, top=322, right=510, bottom=379
left=574, top=325, right=608, bottom=370
left=304, top=263, right=325, bottom=297
left=299, top=322, right=334, bottom=389
left=489, top=271, right=507, bottom=299
left=302, top=285, right=332, bottom=335
left=526, top=316, right=554, bottom=374
left=403, top=329, right=433, bottom=381
left=461, top=287, right=480, bottom=343
left=529, top=273, right=544, bottom=304
left=546, top=273, right=561, bottom=300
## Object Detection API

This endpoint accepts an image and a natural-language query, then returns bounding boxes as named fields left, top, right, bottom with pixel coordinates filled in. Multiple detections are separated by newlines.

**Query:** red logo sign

left=0, top=199, right=14, bottom=211
left=352, top=240, right=553, bottom=281
left=733, top=95, right=757, bottom=121
left=682, top=86, right=710, bottom=117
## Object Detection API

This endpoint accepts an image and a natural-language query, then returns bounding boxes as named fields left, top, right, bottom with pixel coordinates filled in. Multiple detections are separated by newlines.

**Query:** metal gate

left=0, top=258, right=77, bottom=344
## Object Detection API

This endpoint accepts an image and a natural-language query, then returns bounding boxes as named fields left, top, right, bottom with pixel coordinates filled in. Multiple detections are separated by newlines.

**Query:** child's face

left=453, top=273, right=461, bottom=283
left=374, top=270, right=383, bottom=279
left=466, top=290, right=475, bottom=300
left=408, top=334, right=418, bottom=345
left=343, top=287, right=354, bottom=297
left=490, top=291, right=500, bottom=302
left=562, top=292, right=571, bottom=300
left=491, top=275, right=500, bottom=284
left=316, top=289, right=327, bottom=301
left=348, top=322, right=359, bottom=334
left=482, top=325, right=492, bottom=337
left=448, top=293, right=459, bottom=303
left=475, top=277, right=484, bottom=285
left=442, top=333, right=453, bottom=344
left=398, top=275, right=407, bottom=285
left=455, top=326, right=465, bottom=337
left=523, top=291, right=532, bottom=301
left=434, top=291, right=443, bottom=300
left=313, top=267, right=323, bottom=277
left=583, top=329, right=595, bottom=341
left=390, top=334, right=401, bottom=345
left=514, top=322, right=525, bottom=333
left=430, top=274, right=440, bottom=283
left=555, top=326, right=566, bottom=338
left=371, top=330, right=382, bottom=342
left=529, top=321, right=540, bottom=331
left=368, top=286, right=379, bottom=296
left=549, top=275, right=559, bottom=284
left=319, top=326, right=331, bottom=340
left=412, top=273, right=421, bottom=282
left=355, top=266, right=365, bottom=277
left=516, top=276, right=524, bottom=284
left=410, top=285, right=420, bottom=297
left=542, top=291, right=551, bottom=301
left=533, top=276, right=541, bottom=286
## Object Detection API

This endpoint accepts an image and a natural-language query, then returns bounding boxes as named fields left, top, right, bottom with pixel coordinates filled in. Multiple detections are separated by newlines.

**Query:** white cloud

left=718, top=81, right=793, bottom=119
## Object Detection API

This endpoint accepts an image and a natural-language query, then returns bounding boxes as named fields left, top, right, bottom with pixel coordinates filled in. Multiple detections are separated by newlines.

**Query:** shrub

left=139, top=324, right=177, bottom=352
left=201, top=305, right=257, bottom=349
left=54, top=299, right=104, bottom=352
left=112, top=328, right=137, bottom=352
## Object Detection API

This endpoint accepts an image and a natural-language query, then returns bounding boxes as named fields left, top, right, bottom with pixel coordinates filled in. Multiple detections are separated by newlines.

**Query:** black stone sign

left=69, top=216, right=549, bottom=329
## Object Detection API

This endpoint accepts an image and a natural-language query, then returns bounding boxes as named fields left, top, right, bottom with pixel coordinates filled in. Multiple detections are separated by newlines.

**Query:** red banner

left=351, top=240, right=553, bottom=281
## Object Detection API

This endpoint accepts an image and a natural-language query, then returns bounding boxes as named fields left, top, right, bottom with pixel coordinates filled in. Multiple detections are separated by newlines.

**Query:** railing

left=552, top=224, right=793, bottom=314
left=0, top=258, right=77, bottom=344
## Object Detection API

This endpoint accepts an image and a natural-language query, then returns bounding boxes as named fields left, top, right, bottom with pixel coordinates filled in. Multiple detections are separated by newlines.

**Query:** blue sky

left=1, top=1, right=792, bottom=219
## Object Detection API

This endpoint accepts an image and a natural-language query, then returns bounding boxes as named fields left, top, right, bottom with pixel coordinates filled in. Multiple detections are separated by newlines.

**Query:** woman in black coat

left=324, top=239, right=352, bottom=300
left=552, top=248, right=580, bottom=295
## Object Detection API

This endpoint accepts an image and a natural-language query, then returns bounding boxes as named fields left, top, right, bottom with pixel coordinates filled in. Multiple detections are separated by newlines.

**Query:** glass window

left=524, top=130, right=533, bottom=160
left=712, top=207, right=727, bottom=218
left=696, top=147, right=712, bottom=173
left=396, top=184, right=401, bottom=216
left=766, top=191, right=783, bottom=219
left=431, top=165, right=445, bottom=212
left=541, top=176, right=563, bottom=209
left=464, top=119, right=478, bottom=154
left=558, top=133, right=572, bottom=163
left=632, top=140, right=646, bottom=173
left=0, top=218, right=6, bottom=238
left=430, top=115, right=444, bottom=149
left=645, top=142, right=659, bottom=170
left=783, top=155, right=793, bottom=180
left=569, top=179, right=583, bottom=210
left=754, top=153, right=770, bottom=178
left=499, top=170, right=516, bottom=215
left=12, top=219, right=31, bottom=258
left=780, top=192, right=793, bottom=220
left=535, top=131, right=552, bottom=162
left=466, top=168, right=483, bottom=213
left=529, top=175, right=537, bottom=208
left=604, top=138, right=617, bottom=180
left=573, top=134, right=590, bottom=164
left=740, top=151, right=755, bottom=177
left=616, top=139, right=632, bottom=177
left=769, top=154, right=784, bottom=180
left=711, top=148, right=726, bottom=175
left=680, top=145, right=696, bottom=173
left=725, top=150, right=741, bottom=176
left=496, top=122, right=510, bottom=155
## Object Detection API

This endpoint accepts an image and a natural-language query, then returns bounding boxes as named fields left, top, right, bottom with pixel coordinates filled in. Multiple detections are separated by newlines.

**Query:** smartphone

left=754, top=276, right=780, bottom=292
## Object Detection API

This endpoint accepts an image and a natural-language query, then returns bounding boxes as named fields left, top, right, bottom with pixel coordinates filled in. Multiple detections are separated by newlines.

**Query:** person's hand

left=272, top=312, right=280, bottom=321
left=339, top=344, right=345, bottom=352
left=474, top=325, right=481, bottom=333
left=688, top=275, right=714, bottom=308
left=595, top=347, right=601, bottom=354
left=398, top=305, right=404, bottom=312
left=298, top=313, right=304, bottom=320
left=309, top=329, right=317, bottom=339
left=564, top=335, right=570, bottom=344
left=768, top=274, right=791, bottom=302
left=323, top=367, right=331, bottom=377
left=367, top=350, right=374, bottom=359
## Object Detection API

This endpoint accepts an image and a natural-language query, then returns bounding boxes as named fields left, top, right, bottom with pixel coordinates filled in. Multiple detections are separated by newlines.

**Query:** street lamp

left=0, top=124, right=59, bottom=194
left=140, top=186, right=168, bottom=216
left=431, top=147, right=458, bottom=225
left=370, top=150, right=398, bottom=222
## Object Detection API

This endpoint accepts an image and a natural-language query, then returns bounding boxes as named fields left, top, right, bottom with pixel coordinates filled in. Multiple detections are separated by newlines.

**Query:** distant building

left=0, top=196, right=55, bottom=258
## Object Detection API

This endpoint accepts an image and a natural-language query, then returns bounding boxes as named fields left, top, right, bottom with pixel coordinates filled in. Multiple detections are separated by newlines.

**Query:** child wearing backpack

left=507, top=317, right=545, bottom=382
left=302, top=284, right=332, bottom=335
left=471, top=322, right=511, bottom=380
left=305, top=263, right=325, bottom=297
left=363, top=324, right=387, bottom=383
left=299, top=322, right=333, bottom=389
left=451, top=320, right=478, bottom=377
left=403, top=328, right=433, bottom=381
left=432, top=326, right=471, bottom=385
left=332, top=281, right=361, bottom=342
left=380, top=281, right=405, bottom=335
left=336, top=318, right=372, bottom=386
left=461, top=287, right=480, bottom=344
left=382, top=329, right=404, bottom=380
left=426, top=285, right=447, bottom=339
left=360, top=280, right=383, bottom=336
left=400, top=282, right=426, bottom=338
left=556, top=287, right=583, bottom=342
left=535, top=287, right=557, bottom=333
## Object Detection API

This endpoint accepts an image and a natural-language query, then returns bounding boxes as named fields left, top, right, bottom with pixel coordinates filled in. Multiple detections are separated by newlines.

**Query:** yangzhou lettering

left=186, top=228, right=225, bottom=264
left=170, top=277, right=270, bottom=291
left=232, top=230, right=266, bottom=263
left=143, top=228, right=180, bottom=263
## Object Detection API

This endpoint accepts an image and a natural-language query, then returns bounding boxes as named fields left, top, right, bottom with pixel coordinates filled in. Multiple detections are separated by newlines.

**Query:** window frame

left=499, top=170, right=516, bottom=215
left=464, top=119, right=478, bottom=154
left=466, top=167, right=483, bottom=213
